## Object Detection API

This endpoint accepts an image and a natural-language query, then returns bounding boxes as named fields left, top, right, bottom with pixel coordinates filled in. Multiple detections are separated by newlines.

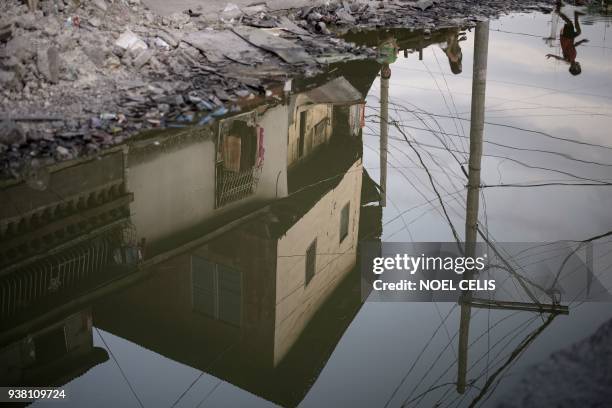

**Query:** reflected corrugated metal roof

left=304, top=76, right=363, bottom=105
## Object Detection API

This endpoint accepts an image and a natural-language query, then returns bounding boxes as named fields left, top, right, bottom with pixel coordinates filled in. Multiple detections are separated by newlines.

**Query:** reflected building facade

left=93, top=72, right=376, bottom=407
left=0, top=66, right=382, bottom=406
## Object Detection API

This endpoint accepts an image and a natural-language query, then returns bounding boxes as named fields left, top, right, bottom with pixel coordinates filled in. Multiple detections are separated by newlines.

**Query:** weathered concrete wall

left=257, top=104, right=290, bottom=199
left=273, top=159, right=362, bottom=365
left=128, top=103, right=289, bottom=246
left=128, top=137, right=216, bottom=244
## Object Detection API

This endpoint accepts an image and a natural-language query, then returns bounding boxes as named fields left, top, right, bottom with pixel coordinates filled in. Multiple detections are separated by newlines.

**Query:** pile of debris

left=498, top=317, right=612, bottom=407
left=0, top=0, right=372, bottom=179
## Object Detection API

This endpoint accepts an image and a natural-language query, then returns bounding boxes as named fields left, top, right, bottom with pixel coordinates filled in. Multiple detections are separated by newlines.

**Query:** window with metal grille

left=192, top=256, right=242, bottom=326
left=340, top=203, right=350, bottom=243
left=305, top=239, right=317, bottom=286
left=215, top=164, right=259, bottom=208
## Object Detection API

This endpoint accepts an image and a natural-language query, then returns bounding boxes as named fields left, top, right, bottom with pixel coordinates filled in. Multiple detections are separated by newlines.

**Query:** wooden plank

left=466, top=297, right=569, bottom=315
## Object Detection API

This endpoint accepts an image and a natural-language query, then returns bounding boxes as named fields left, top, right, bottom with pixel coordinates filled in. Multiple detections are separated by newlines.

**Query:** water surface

left=1, top=9, right=612, bottom=408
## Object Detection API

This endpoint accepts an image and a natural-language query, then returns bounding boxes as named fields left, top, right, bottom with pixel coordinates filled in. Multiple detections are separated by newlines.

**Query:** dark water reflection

left=1, top=9, right=612, bottom=408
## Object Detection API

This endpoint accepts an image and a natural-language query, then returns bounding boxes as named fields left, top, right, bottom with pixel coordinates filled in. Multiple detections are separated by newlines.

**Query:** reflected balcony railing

left=0, top=224, right=139, bottom=322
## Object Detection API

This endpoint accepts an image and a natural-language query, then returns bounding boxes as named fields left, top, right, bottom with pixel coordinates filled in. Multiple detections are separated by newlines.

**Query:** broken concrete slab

left=156, top=29, right=181, bottom=48
left=0, top=120, right=26, bottom=146
left=336, top=9, right=356, bottom=23
left=266, top=0, right=314, bottom=11
left=1, top=56, right=23, bottom=74
left=413, top=0, right=434, bottom=11
left=14, top=13, right=39, bottom=31
left=83, top=44, right=108, bottom=67
left=154, top=37, right=171, bottom=49
left=242, top=4, right=267, bottom=16
left=232, top=26, right=315, bottom=64
left=42, top=16, right=61, bottom=37
left=0, top=69, right=21, bottom=92
left=219, top=3, right=243, bottom=22
left=5, top=36, right=36, bottom=63
left=278, top=16, right=311, bottom=36
left=133, top=49, right=154, bottom=69
left=88, top=17, right=103, bottom=28
left=166, top=12, right=190, bottom=28
left=183, top=30, right=266, bottom=64
left=37, top=46, right=60, bottom=83
left=93, top=0, right=108, bottom=12
left=0, top=24, right=12, bottom=43
left=115, top=30, right=148, bottom=54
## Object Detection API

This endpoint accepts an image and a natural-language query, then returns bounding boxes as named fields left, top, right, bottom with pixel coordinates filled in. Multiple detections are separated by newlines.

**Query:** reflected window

left=305, top=239, right=317, bottom=286
left=340, top=202, right=350, bottom=243
left=191, top=256, right=241, bottom=326
left=215, top=113, right=262, bottom=208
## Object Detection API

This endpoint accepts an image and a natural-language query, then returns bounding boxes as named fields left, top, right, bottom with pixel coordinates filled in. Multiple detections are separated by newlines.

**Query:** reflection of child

left=546, top=5, right=589, bottom=75
left=376, top=35, right=398, bottom=65
left=441, top=30, right=466, bottom=75
left=377, top=34, right=397, bottom=80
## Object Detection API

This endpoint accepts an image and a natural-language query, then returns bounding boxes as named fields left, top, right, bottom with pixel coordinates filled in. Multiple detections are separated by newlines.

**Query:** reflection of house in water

left=0, top=150, right=136, bottom=327
left=287, top=77, right=364, bottom=167
left=0, top=152, right=131, bottom=387
left=127, top=75, right=367, bottom=259
left=344, top=26, right=468, bottom=64
left=95, top=156, right=370, bottom=407
left=0, top=72, right=372, bottom=326
left=0, top=67, right=381, bottom=402
left=92, top=74, right=381, bottom=407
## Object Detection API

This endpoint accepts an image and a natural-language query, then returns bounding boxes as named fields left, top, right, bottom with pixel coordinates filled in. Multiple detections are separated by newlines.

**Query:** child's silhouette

left=441, top=29, right=467, bottom=75
left=546, top=4, right=589, bottom=75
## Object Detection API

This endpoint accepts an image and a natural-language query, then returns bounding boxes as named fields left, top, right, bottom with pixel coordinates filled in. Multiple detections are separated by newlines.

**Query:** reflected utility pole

left=380, top=65, right=390, bottom=207
left=457, top=20, right=489, bottom=394
left=456, top=23, right=569, bottom=397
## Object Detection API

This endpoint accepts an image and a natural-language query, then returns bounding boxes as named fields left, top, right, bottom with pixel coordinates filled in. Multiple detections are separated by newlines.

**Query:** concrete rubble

left=0, top=0, right=557, bottom=179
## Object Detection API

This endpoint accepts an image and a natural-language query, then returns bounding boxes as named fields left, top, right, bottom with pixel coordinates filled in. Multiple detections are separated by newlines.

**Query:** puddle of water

left=1, top=9, right=612, bottom=408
